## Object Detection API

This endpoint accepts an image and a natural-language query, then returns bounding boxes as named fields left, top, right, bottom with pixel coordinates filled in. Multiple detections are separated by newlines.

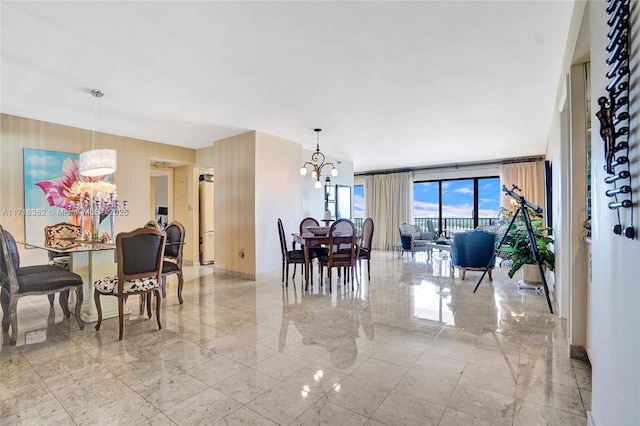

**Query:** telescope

left=502, top=185, right=543, bottom=214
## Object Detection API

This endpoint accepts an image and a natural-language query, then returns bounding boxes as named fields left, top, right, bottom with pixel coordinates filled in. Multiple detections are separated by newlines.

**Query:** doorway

left=150, top=166, right=174, bottom=229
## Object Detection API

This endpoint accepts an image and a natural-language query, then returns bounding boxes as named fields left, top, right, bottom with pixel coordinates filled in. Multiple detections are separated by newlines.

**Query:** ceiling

left=1, top=1, right=577, bottom=173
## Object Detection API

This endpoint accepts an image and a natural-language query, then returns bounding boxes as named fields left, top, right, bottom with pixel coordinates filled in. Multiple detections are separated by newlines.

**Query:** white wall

left=300, top=148, right=354, bottom=220
left=588, top=1, right=640, bottom=423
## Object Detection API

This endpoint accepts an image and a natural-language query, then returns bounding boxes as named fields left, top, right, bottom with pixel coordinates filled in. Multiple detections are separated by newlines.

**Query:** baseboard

left=569, top=344, right=590, bottom=362
left=213, top=267, right=256, bottom=281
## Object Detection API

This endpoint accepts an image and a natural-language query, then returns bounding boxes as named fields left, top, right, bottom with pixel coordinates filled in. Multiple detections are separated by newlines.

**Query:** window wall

left=354, top=184, right=364, bottom=234
left=413, top=176, right=500, bottom=235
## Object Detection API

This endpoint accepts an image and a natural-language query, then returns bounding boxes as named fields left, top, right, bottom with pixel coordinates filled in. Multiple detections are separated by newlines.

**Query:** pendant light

left=79, top=89, right=117, bottom=177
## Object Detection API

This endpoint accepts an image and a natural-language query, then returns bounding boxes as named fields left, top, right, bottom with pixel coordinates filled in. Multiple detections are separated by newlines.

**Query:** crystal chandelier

left=79, top=89, right=117, bottom=177
left=299, top=129, right=338, bottom=188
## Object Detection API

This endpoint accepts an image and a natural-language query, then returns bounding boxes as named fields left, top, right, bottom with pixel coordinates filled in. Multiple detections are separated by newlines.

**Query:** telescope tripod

left=473, top=198, right=554, bottom=314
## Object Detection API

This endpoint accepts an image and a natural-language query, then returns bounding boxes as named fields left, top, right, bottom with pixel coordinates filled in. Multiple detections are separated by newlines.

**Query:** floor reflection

left=280, top=286, right=374, bottom=370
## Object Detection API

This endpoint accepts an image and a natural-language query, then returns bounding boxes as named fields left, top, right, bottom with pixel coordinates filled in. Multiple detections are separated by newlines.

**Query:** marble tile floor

left=1, top=251, right=591, bottom=425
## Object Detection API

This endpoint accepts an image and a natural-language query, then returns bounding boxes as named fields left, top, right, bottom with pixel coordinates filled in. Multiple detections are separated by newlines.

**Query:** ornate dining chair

left=0, top=225, right=84, bottom=345
left=94, top=227, right=165, bottom=340
left=298, top=217, right=329, bottom=257
left=318, top=219, right=358, bottom=292
left=357, top=217, right=374, bottom=280
left=278, top=218, right=316, bottom=287
left=43, top=222, right=81, bottom=307
left=161, top=221, right=185, bottom=303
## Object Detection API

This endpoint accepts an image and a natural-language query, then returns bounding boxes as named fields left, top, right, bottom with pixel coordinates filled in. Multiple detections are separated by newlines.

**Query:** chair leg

left=177, top=271, right=184, bottom=304
left=7, top=297, right=18, bottom=345
left=488, top=269, right=493, bottom=281
left=59, top=290, right=71, bottom=318
left=293, top=264, right=297, bottom=279
left=285, top=264, right=290, bottom=287
left=117, top=296, right=125, bottom=340
left=328, top=268, right=332, bottom=293
left=461, top=269, right=466, bottom=280
left=161, top=276, right=167, bottom=299
left=155, top=288, right=163, bottom=330
left=367, top=259, right=371, bottom=280
left=1, top=291, right=10, bottom=333
left=74, top=286, right=84, bottom=330
left=139, top=295, right=145, bottom=315
left=282, top=261, right=285, bottom=283
left=47, top=294, right=55, bottom=307
left=146, top=293, right=152, bottom=318
left=94, top=290, right=103, bottom=331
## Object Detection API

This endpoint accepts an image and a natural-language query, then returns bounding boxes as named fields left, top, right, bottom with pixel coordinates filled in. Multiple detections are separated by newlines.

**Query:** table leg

left=70, top=250, right=127, bottom=322
left=303, top=245, right=310, bottom=291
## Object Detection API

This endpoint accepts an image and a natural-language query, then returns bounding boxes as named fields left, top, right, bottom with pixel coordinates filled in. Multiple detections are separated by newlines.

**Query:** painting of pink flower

left=35, top=157, right=108, bottom=210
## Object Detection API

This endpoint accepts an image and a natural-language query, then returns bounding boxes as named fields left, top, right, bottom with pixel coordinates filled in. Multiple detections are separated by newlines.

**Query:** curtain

left=364, top=171, right=413, bottom=250
left=500, top=161, right=545, bottom=217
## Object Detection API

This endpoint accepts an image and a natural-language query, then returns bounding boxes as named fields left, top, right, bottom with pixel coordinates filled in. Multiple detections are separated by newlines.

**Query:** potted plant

left=498, top=210, right=555, bottom=282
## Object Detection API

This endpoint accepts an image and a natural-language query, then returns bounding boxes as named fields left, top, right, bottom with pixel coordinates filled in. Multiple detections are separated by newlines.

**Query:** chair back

left=451, top=230, right=497, bottom=268
left=426, top=220, right=436, bottom=233
left=360, top=217, right=374, bottom=251
left=44, top=222, right=81, bottom=261
left=327, top=219, right=357, bottom=267
left=277, top=218, right=289, bottom=259
left=399, top=223, right=420, bottom=237
left=0, top=225, right=20, bottom=294
left=144, top=220, right=161, bottom=230
left=116, top=227, right=166, bottom=287
left=163, top=221, right=185, bottom=262
left=299, top=217, right=319, bottom=234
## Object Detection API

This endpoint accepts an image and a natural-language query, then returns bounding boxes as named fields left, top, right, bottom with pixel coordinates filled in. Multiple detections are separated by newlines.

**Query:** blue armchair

left=450, top=230, right=497, bottom=280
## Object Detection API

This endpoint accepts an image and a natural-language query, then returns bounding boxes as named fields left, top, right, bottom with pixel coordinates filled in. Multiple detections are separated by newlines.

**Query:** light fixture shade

left=314, top=180, right=322, bottom=189
left=79, top=149, right=117, bottom=177
left=331, top=167, right=338, bottom=177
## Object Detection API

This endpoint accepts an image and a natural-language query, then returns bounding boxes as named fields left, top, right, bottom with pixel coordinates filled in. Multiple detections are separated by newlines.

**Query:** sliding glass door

left=413, top=176, right=500, bottom=235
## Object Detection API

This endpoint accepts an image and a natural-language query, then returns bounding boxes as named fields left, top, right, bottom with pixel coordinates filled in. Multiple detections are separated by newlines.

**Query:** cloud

left=454, top=187, right=474, bottom=195
left=354, top=194, right=365, bottom=215
left=413, top=200, right=439, bottom=217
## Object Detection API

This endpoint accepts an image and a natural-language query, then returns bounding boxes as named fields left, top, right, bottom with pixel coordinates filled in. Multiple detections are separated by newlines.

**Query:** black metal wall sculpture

left=597, top=0, right=634, bottom=239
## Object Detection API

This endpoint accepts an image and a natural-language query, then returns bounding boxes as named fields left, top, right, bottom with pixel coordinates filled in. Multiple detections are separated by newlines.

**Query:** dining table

left=22, top=238, right=118, bottom=322
left=292, top=232, right=330, bottom=291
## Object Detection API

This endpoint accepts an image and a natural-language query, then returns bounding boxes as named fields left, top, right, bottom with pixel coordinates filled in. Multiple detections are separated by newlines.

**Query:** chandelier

left=299, top=129, right=338, bottom=188
left=79, top=89, right=117, bottom=177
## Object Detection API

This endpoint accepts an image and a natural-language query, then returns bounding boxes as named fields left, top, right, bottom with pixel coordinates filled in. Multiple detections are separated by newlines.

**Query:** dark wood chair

left=298, top=217, right=329, bottom=257
left=0, top=225, right=84, bottom=345
left=278, top=218, right=316, bottom=287
left=94, top=227, right=165, bottom=340
left=357, top=217, right=374, bottom=280
left=161, top=221, right=185, bottom=303
left=318, top=219, right=358, bottom=292
left=138, top=220, right=184, bottom=315
left=43, top=222, right=81, bottom=307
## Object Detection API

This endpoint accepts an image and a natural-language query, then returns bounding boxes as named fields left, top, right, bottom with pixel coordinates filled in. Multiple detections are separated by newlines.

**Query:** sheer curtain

left=500, top=161, right=545, bottom=214
left=364, top=171, right=413, bottom=250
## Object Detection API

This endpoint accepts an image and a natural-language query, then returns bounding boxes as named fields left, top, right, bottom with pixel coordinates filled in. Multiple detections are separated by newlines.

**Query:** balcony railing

left=353, top=217, right=498, bottom=238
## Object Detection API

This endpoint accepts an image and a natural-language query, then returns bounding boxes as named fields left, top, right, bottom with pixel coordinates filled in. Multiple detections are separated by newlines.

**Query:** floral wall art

left=23, top=148, right=116, bottom=243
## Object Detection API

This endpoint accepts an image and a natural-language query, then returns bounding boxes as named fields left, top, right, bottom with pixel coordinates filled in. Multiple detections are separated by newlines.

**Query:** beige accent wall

left=212, top=131, right=257, bottom=277
left=0, top=113, right=195, bottom=264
